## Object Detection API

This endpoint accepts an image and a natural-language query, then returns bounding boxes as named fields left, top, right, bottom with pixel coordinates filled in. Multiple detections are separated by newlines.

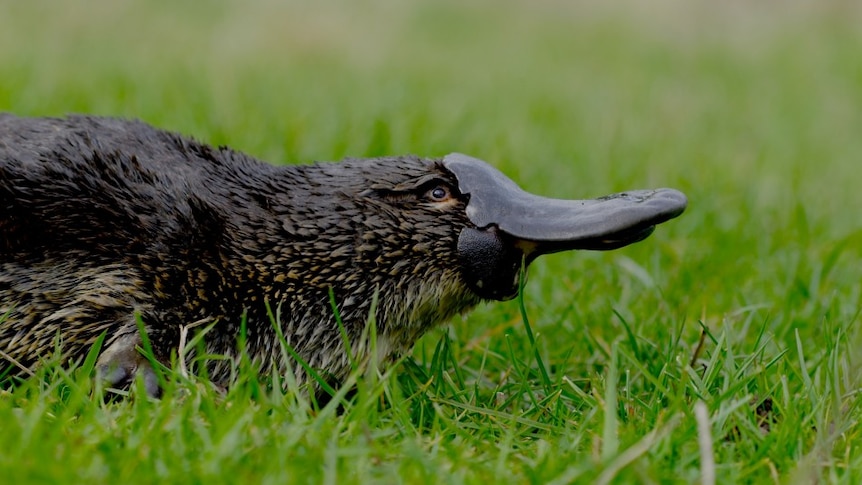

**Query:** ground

left=1, top=0, right=861, bottom=483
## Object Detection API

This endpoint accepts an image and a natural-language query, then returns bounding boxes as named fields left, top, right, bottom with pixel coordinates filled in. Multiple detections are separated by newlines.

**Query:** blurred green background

left=1, top=0, right=861, bottom=481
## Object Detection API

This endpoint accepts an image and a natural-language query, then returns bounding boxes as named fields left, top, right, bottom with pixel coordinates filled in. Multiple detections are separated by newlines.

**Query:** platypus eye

left=426, top=184, right=453, bottom=202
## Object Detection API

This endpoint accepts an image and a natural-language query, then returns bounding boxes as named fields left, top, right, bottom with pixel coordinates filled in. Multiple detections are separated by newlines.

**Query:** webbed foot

left=96, top=333, right=161, bottom=397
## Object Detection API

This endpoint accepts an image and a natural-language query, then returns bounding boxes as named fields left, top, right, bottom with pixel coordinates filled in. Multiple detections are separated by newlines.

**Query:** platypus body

left=0, top=115, right=686, bottom=395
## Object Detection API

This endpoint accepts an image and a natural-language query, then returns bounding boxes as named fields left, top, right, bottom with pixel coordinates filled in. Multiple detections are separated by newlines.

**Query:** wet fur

left=0, top=114, right=481, bottom=388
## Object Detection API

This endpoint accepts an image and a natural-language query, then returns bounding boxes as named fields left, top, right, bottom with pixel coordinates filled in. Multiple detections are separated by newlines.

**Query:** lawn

left=1, top=0, right=861, bottom=483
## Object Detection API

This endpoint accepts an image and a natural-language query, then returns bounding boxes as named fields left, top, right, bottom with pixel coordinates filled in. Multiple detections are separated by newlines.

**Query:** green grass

left=2, top=0, right=862, bottom=482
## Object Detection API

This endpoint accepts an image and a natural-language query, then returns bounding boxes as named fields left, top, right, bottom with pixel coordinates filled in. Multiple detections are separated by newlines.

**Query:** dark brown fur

left=1, top=115, right=481, bottom=389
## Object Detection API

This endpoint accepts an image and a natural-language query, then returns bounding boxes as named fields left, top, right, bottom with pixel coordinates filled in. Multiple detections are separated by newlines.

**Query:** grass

left=2, top=0, right=862, bottom=482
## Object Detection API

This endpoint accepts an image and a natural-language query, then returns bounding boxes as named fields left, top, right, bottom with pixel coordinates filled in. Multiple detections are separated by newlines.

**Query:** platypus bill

left=0, top=115, right=687, bottom=396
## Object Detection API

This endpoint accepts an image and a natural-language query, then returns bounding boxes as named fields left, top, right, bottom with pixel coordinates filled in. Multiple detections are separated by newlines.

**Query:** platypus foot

left=96, top=333, right=161, bottom=398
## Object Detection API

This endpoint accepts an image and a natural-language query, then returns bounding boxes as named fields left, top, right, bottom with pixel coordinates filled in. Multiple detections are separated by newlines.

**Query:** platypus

left=0, top=114, right=686, bottom=396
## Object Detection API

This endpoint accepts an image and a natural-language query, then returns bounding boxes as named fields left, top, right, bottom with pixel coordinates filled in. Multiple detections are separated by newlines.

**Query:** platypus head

left=308, top=153, right=686, bottom=307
